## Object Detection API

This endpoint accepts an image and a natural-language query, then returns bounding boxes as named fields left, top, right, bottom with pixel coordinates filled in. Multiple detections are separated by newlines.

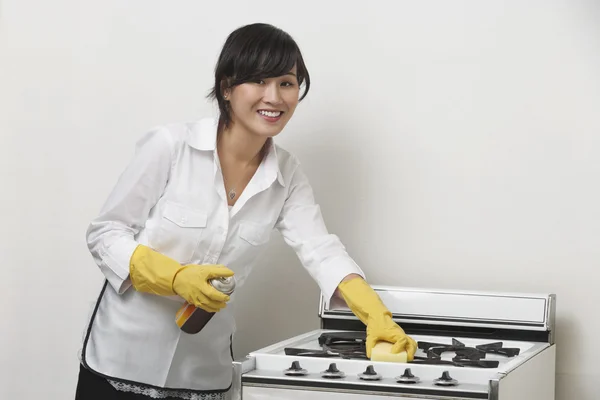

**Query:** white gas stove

left=231, top=286, right=556, bottom=399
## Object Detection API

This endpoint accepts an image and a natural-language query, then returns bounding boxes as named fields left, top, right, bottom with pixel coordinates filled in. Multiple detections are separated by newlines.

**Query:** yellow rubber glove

left=129, top=245, right=234, bottom=313
left=337, top=277, right=417, bottom=361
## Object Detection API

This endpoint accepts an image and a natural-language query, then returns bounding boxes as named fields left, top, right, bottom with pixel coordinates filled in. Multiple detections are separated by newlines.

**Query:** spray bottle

left=175, top=276, right=236, bottom=334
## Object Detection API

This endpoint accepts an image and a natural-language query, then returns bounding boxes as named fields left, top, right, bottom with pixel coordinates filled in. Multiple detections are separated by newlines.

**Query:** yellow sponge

left=369, top=341, right=408, bottom=363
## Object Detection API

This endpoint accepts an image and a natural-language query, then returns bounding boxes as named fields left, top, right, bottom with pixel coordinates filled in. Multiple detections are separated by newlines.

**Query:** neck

left=217, top=120, right=267, bottom=165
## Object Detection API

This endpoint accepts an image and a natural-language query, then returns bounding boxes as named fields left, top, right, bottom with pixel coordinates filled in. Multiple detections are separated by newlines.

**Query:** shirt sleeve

left=85, top=127, right=174, bottom=294
left=275, top=163, right=365, bottom=302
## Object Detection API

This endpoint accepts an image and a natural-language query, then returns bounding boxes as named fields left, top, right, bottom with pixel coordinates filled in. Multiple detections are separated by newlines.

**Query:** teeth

left=259, top=110, right=282, bottom=118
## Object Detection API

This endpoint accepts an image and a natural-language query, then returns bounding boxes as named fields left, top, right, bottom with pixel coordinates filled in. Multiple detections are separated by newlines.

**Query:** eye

left=281, top=81, right=295, bottom=87
left=252, top=79, right=265, bottom=85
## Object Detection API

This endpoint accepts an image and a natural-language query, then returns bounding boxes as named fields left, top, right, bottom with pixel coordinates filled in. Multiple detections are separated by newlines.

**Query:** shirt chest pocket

left=238, top=220, right=272, bottom=247
left=151, top=201, right=208, bottom=263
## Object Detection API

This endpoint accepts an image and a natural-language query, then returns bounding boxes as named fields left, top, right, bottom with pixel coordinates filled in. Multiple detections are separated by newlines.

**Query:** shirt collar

left=186, top=118, right=218, bottom=151
left=263, top=138, right=286, bottom=187
left=186, top=118, right=285, bottom=187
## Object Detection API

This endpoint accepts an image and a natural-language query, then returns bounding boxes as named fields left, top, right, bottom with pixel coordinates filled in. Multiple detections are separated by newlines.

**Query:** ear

left=221, top=78, right=232, bottom=100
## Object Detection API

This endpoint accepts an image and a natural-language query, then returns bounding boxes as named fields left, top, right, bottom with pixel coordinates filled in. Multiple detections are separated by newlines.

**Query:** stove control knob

left=434, top=371, right=458, bottom=386
left=358, top=365, right=382, bottom=381
left=284, top=361, right=308, bottom=376
left=321, top=363, right=346, bottom=379
left=395, top=368, right=420, bottom=384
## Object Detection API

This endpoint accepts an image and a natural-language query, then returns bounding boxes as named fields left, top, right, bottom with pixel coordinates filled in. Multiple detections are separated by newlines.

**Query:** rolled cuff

left=315, top=255, right=365, bottom=305
left=99, top=238, right=139, bottom=294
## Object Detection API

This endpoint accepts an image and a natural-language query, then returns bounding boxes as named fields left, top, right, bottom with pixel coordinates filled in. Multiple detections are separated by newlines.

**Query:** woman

left=76, top=23, right=417, bottom=399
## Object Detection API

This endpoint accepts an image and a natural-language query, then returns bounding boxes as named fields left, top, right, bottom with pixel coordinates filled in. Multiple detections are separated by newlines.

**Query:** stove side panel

left=495, top=345, right=556, bottom=400
left=243, top=386, right=440, bottom=399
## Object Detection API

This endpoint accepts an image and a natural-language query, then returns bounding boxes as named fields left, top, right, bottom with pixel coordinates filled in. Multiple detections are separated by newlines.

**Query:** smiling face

left=210, top=24, right=310, bottom=134
left=224, top=66, right=300, bottom=139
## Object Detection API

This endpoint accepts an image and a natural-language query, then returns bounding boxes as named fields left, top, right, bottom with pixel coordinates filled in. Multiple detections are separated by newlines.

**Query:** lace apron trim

left=108, top=379, right=227, bottom=400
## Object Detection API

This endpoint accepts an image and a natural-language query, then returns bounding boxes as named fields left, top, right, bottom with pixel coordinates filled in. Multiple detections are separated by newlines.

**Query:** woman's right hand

left=129, top=244, right=234, bottom=313
left=173, top=265, right=234, bottom=312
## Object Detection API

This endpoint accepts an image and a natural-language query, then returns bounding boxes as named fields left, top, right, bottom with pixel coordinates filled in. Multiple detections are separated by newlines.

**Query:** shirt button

left=181, top=217, right=187, bottom=224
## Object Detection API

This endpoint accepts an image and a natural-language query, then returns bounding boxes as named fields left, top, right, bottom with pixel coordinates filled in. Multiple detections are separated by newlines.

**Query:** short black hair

left=208, top=23, right=311, bottom=128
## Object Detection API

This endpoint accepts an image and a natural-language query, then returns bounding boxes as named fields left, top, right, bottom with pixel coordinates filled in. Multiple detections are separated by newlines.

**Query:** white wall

left=1, top=0, right=598, bottom=398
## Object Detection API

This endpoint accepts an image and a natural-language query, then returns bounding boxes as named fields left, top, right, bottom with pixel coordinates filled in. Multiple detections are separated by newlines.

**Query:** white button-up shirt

left=81, top=118, right=364, bottom=392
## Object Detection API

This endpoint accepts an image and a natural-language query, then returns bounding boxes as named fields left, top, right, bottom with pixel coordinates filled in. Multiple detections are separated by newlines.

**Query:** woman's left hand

left=365, top=314, right=418, bottom=360
left=337, top=276, right=417, bottom=360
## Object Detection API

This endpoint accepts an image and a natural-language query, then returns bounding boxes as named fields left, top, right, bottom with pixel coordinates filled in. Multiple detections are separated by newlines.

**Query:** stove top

left=234, top=288, right=556, bottom=399
left=243, top=329, right=549, bottom=393
left=284, top=331, right=522, bottom=368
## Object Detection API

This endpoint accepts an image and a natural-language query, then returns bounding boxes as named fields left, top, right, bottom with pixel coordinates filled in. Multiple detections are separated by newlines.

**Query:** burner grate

left=284, top=333, right=520, bottom=368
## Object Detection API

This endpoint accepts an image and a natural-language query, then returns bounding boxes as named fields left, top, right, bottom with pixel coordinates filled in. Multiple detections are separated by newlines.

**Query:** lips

left=258, top=110, right=282, bottom=117
left=257, top=109, right=283, bottom=122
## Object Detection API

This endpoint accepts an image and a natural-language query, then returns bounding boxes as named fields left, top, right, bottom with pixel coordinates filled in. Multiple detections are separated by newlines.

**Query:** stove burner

left=284, top=347, right=367, bottom=359
left=318, top=331, right=365, bottom=346
left=317, top=332, right=366, bottom=355
left=321, top=363, right=345, bottom=379
left=418, top=338, right=520, bottom=361
left=286, top=332, right=368, bottom=359
left=420, top=338, right=479, bottom=359
left=395, top=368, right=420, bottom=384
left=284, top=361, right=308, bottom=376
left=453, top=348, right=486, bottom=362
left=358, top=365, right=382, bottom=381
left=476, top=341, right=521, bottom=357
left=412, top=356, right=500, bottom=368
left=434, top=371, right=458, bottom=386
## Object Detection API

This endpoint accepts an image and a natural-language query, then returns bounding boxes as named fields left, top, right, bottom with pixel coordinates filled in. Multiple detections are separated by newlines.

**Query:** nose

left=262, top=82, right=283, bottom=105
